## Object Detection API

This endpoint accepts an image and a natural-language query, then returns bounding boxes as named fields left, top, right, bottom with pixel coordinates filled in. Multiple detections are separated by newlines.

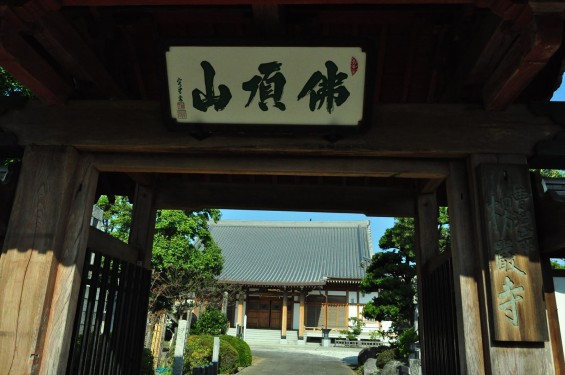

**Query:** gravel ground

left=248, top=343, right=361, bottom=365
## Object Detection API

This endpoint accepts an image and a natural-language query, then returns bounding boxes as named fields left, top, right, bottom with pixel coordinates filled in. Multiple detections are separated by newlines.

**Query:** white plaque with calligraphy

left=163, top=45, right=369, bottom=129
left=478, top=164, right=548, bottom=342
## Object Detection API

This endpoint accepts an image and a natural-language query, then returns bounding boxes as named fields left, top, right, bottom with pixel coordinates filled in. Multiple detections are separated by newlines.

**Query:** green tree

left=0, top=67, right=30, bottom=167
left=532, top=169, right=565, bottom=178
left=96, top=195, right=132, bottom=242
left=94, top=195, right=224, bottom=318
left=0, top=66, right=33, bottom=97
left=361, top=208, right=449, bottom=332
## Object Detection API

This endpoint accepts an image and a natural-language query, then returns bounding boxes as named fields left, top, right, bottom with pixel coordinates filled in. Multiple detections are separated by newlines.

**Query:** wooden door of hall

left=246, top=299, right=271, bottom=328
left=270, top=300, right=293, bottom=329
left=247, top=298, right=293, bottom=329
left=270, top=300, right=282, bottom=328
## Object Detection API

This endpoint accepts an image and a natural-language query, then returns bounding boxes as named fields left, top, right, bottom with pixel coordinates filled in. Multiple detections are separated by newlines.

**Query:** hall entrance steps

left=226, top=328, right=299, bottom=345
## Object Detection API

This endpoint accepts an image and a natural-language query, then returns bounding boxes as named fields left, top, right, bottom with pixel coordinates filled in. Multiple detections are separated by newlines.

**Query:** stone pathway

left=237, top=344, right=359, bottom=374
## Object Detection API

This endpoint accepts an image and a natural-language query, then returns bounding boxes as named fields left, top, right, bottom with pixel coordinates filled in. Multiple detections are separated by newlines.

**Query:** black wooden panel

left=67, top=249, right=151, bottom=375
left=422, top=257, right=460, bottom=375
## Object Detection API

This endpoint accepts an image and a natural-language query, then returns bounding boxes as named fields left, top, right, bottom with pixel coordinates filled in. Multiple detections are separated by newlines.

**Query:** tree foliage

left=0, top=67, right=33, bottom=97
left=361, top=208, right=450, bottom=332
left=532, top=169, right=565, bottom=178
left=94, top=195, right=224, bottom=316
left=96, top=195, right=132, bottom=242
left=191, top=308, right=229, bottom=335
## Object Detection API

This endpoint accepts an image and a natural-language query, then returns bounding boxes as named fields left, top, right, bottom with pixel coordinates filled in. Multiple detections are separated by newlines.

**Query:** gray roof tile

left=210, top=220, right=372, bottom=286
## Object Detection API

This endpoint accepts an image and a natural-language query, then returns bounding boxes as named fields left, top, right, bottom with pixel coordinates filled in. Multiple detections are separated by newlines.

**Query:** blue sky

left=220, top=74, right=565, bottom=254
left=553, top=78, right=565, bottom=101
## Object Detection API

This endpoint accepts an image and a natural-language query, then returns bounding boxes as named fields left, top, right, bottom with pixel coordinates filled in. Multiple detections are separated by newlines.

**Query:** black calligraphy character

left=243, top=62, right=286, bottom=111
left=297, top=61, right=350, bottom=114
left=192, top=61, right=232, bottom=112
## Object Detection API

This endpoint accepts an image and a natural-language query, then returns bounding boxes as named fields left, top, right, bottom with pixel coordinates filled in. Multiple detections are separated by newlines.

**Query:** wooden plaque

left=478, top=164, right=548, bottom=342
left=160, top=41, right=374, bottom=136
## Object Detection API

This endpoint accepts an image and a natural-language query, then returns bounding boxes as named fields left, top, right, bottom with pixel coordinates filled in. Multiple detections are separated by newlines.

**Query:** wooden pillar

left=0, top=146, right=98, bottom=375
left=446, top=161, right=486, bottom=375
left=129, top=183, right=156, bottom=269
left=356, top=291, right=360, bottom=319
left=129, top=182, right=156, bottom=354
left=541, top=257, right=565, bottom=374
left=415, top=192, right=440, bottom=374
left=281, top=292, right=288, bottom=339
left=466, top=156, right=554, bottom=374
left=298, top=292, right=305, bottom=340
left=324, top=290, right=328, bottom=328
left=237, top=293, right=244, bottom=327
left=345, top=290, right=350, bottom=326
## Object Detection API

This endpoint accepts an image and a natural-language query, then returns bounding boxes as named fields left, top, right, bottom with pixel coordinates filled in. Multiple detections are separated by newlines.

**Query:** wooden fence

left=66, top=249, right=151, bottom=375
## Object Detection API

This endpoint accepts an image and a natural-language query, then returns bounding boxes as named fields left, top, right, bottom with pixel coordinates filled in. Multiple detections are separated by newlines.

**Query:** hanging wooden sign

left=162, top=43, right=371, bottom=134
left=478, top=164, right=548, bottom=342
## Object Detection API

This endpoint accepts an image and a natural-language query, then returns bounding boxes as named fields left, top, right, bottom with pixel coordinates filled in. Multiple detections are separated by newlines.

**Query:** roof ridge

left=212, top=220, right=370, bottom=227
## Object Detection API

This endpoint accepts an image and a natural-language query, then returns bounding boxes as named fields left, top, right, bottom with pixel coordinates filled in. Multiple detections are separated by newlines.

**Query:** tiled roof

left=209, top=220, right=373, bottom=287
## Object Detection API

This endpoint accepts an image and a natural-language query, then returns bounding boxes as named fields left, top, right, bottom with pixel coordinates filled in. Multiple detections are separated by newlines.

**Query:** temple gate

left=0, top=1, right=565, bottom=374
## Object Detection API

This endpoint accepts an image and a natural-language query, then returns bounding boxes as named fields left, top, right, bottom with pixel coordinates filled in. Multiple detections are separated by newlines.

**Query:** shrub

left=221, top=335, right=252, bottom=367
left=192, top=308, right=229, bottom=335
left=376, top=348, right=397, bottom=368
left=340, top=317, right=365, bottom=340
left=184, top=335, right=239, bottom=374
left=369, top=329, right=385, bottom=341
left=356, top=364, right=364, bottom=375
left=397, top=327, right=418, bottom=358
left=140, top=348, right=154, bottom=375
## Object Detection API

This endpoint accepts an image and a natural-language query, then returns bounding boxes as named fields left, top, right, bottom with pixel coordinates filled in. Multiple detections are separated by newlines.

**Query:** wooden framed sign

left=478, top=164, right=548, bottom=342
left=162, top=43, right=371, bottom=134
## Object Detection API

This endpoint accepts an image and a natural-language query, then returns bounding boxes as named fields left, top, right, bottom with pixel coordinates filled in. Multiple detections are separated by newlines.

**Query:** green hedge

left=141, top=348, right=154, bottom=375
left=184, top=335, right=239, bottom=374
left=220, top=335, right=252, bottom=367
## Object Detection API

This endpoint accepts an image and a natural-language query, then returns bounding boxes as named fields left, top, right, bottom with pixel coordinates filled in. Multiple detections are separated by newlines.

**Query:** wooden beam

left=61, top=0, right=474, bottom=5
left=87, top=227, right=138, bottom=264
left=483, top=15, right=562, bottom=110
left=0, top=30, right=71, bottom=104
left=252, top=4, right=282, bottom=35
left=529, top=0, right=565, bottom=14
left=154, top=180, right=417, bottom=217
left=93, top=154, right=449, bottom=178
left=419, top=178, right=444, bottom=194
left=0, top=101, right=560, bottom=157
